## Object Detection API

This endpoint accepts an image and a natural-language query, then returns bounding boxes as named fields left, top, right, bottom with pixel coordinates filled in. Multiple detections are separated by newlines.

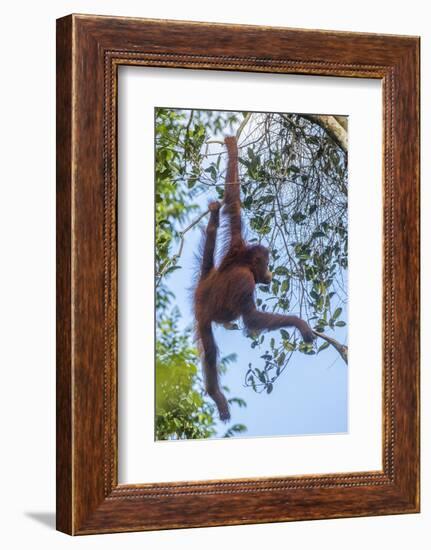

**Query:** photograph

left=155, top=107, right=349, bottom=441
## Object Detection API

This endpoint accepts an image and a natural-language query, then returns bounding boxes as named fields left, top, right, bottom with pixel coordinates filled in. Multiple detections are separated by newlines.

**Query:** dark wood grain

left=56, top=16, right=73, bottom=535
left=56, top=14, right=420, bottom=535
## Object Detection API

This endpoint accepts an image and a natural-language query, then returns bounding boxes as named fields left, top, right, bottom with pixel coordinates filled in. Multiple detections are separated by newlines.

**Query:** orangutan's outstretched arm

left=242, top=297, right=315, bottom=343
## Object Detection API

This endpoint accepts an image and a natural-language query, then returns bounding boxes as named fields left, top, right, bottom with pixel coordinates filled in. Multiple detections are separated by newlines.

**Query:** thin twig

left=236, top=112, right=252, bottom=139
left=206, top=139, right=225, bottom=146
left=156, top=207, right=216, bottom=286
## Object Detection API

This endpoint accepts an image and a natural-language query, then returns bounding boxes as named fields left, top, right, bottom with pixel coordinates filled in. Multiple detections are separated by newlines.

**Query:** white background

left=0, top=1, right=428, bottom=549
left=119, top=67, right=382, bottom=483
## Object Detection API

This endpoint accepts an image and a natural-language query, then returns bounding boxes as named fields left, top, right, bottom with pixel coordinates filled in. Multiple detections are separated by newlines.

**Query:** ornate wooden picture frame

left=56, top=14, right=420, bottom=535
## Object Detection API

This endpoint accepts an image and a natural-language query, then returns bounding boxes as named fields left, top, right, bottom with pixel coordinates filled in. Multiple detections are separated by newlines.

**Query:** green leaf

left=333, top=307, right=342, bottom=320
left=277, top=352, right=286, bottom=366
left=274, top=266, right=289, bottom=276
left=281, top=279, right=290, bottom=293
left=283, top=341, right=295, bottom=351
left=260, top=195, right=274, bottom=205
left=318, top=341, right=330, bottom=352
left=165, top=265, right=181, bottom=275
left=306, top=136, right=320, bottom=145
left=291, top=212, right=306, bottom=223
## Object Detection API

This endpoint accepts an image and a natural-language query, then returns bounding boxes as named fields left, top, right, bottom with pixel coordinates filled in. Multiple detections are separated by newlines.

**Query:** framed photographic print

left=56, top=14, right=420, bottom=535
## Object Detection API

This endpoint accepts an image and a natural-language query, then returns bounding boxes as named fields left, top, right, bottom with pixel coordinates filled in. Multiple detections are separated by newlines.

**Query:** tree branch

left=313, top=330, right=348, bottom=364
left=300, top=114, right=348, bottom=153
left=333, top=115, right=348, bottom=132
left=236, top=112, right=251, bottom=139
